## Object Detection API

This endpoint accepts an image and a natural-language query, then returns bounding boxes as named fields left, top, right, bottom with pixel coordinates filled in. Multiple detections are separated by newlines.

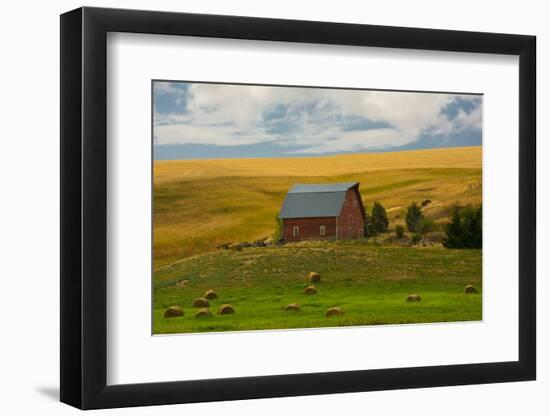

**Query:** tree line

left=442, top=205, right=482, bottom=249
left=363, top=201, right=482, bottom=249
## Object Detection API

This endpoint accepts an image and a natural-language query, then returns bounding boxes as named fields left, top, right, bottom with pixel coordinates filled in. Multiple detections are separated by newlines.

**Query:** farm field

left=154, top=146, right=482, bottom=268
left=153, top=240, right=482, bottom=334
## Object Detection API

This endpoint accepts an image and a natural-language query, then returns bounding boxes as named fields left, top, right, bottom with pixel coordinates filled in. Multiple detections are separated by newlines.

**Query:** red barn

left=279, top=182, right=365, bottom=242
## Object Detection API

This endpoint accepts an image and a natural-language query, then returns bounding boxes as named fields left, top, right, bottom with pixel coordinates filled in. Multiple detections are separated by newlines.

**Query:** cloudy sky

left=153, top=81, right=482, bottom=160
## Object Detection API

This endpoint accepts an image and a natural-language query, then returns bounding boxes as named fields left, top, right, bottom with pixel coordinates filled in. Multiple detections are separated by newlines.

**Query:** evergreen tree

left=363, top=207, right=376, bottom=237
left=443, top=206, right=463, bottom=248
left=405, top=202, right=424, bottom=232
left=371, top=201, right=389, bottom=233
left=443, top=205, right=482, bottom=249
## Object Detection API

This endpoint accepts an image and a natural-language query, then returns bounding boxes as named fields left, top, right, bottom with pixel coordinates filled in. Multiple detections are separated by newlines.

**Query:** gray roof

left=288, top=182, right=358, bottom=194
left=279, top=182, right=358, bottom=219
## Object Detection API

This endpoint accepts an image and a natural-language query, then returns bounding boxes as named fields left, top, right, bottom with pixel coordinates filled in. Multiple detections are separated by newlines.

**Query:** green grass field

left=154, top=240, right=482, bottom=334
left=153, top=146, right=482, bottom=334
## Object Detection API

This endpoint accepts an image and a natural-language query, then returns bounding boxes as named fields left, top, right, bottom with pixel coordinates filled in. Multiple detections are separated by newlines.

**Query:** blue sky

left=153, top=81, right=482, bottom=160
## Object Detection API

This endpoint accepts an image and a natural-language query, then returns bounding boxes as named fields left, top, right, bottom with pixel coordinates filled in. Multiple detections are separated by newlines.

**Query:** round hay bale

left=464, top=285, right=478, bottom=294
left=192, top=297, right=210, bottom=308
left=164, top=305, right=183, bottom=318
left=204, top=289, right=218, bottom=300
left=195, top=308, right=212, bottom=318
left=218, top=304, right=235, bottom=315
left=406, top=294, right=421, bottom=302
left=284, top=303, right=301, bottom=312
left=326, top=306, right=344, bottom=317
left=304, top=285, right=317, bottom=295
left=308, top=271, right=321, bottom=283
left=176, top=279, right=190, bottom=287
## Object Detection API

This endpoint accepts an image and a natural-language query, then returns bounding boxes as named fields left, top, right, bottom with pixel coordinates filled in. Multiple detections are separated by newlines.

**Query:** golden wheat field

left=153, top=146, right=482, bottom=268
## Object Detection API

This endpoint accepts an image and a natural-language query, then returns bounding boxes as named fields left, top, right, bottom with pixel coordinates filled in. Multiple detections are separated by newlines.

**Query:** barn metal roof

left=279, top=182, right=358, bottom=219
left=288, top=182, right=358, bottom=194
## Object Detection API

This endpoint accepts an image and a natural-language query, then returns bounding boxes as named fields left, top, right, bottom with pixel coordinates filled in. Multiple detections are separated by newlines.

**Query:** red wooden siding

left=282, top=217, right=337, bottom=242
left=336, top=188, right=365, bottom=239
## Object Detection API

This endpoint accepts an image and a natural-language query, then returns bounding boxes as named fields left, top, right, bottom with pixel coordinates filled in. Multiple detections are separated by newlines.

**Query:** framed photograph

left=60, top=7, right=536, bottom=409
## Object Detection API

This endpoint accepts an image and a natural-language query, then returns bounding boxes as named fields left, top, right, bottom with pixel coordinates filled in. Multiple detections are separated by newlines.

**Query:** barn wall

left=336, top=188, right=365, bottom=239
left=282, top=217, right=336, bottom=242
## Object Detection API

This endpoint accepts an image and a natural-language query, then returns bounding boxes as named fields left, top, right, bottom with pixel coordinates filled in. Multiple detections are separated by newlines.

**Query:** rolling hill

left=153, top=146, right=482, bottom=269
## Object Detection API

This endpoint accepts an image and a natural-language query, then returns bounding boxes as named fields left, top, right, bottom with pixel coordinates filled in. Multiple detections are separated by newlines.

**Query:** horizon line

left=153, top=144, right=482, bottom=163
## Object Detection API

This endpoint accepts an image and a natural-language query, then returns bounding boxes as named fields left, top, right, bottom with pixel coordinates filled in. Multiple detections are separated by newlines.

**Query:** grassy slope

left=154, top=146, right=482, bottom=268
left=154, top=241, right=482, bottom=334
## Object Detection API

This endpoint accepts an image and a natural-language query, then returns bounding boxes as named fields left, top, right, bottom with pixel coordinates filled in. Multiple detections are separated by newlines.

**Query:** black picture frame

left=60, top=6, right=536, bottom=410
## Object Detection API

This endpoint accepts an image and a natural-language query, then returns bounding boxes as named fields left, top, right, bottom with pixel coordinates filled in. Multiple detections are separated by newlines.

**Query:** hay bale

left=176, top=279, right=190, bottom=287
left=204, top=289, right=218, bottom=300
left=164, top=305, right=183, bottom=318
left=304, top=285, right=317, bottom=295
left=284, top=303, right=301, bottom=312
left=406, top=294, right=421, bottom=302
left=195, top=308, right=212, bottom=318
left=192, top=297, right=210, bottom=308
left=464, top=285, right=478, bottom=294
left=218, top=304, right=235, bottom=315
left=326, top=306, right=344, bottom=317
left=308, top=271, right=321, bottom=283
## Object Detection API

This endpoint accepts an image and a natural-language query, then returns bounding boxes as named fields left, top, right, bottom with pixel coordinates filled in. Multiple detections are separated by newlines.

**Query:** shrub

left=395, top=225, right=405, bottom=239
left=416, top=218, right=435, bottom=234
left=405, top=202, right=424, bottom=232
left=443, top=205, right=482, bottom=249
left=273, top=212, right=283, bottom=241
left=411, top=233, right=422, bottom=245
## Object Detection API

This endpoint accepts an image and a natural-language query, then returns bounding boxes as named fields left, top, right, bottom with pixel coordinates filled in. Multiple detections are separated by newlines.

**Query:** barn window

left=293, top=226, right=299, bottom=237
left=349, top=215, right=353, bottom=226
left=320, top=225, right=326, bottom=236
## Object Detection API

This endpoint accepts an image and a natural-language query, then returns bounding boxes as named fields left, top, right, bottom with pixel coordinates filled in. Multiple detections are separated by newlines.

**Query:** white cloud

left=153, top=82, right=481, bottom=153
left=287, top=128, right=414, bottom=154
